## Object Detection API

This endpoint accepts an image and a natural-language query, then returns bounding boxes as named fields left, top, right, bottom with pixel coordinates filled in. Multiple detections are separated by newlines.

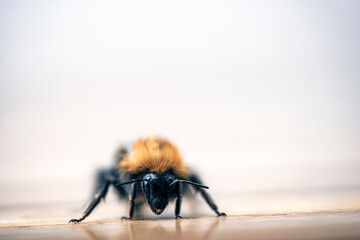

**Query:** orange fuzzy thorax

left=119, top=138, right=189, bottom=178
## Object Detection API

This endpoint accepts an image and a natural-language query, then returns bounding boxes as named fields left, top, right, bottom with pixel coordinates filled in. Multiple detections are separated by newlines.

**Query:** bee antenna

left=115, top=179, right=149, bottom=186
left=168, top=179, right=209, bottom=189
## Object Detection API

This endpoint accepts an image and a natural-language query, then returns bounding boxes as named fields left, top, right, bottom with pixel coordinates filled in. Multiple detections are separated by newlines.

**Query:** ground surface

left=1, top=186, right=360, bottom=239
left=1, top=211, right=360, bottom=240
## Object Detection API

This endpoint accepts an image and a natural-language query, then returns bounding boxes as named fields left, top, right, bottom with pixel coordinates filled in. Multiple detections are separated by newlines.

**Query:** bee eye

left=143, top=181, right=150, bottom=196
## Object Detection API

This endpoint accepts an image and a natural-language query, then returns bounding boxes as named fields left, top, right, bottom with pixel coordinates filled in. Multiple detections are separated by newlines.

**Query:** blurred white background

left=0, top=0, right=359, bottom=213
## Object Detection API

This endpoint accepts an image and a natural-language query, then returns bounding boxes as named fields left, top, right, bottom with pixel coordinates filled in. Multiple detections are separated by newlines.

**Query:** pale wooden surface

left=1, top=186, right=360, bottom=239
left=1, top=212, right=360, bottom=240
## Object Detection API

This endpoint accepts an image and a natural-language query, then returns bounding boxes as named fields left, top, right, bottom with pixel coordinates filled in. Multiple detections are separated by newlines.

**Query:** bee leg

left=122, top=182, right=137, bottom=220
left=189, top=173, right=227, bottom=217
left=69, top=181, right=111, bottom=223
left=175, top=181, right=183, bottom=219
left=69, top=168, right=114, bottom=223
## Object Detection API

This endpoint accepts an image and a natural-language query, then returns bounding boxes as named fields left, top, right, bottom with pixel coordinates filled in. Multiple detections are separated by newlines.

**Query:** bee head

left=142, top=173, right=176, bottom=215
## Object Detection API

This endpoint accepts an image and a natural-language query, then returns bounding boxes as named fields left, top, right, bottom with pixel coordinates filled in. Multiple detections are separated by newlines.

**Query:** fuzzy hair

left=119, top=138, right=189, bottom=178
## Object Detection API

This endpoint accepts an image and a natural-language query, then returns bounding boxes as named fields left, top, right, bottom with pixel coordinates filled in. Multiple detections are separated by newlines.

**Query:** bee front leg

left=190, top=173, right=227, bottom=217
left=175, top=181, right=183, bottom=219
left=69, top=181, right=110, bottom=223
left=122, top=181, right=137, bottom=220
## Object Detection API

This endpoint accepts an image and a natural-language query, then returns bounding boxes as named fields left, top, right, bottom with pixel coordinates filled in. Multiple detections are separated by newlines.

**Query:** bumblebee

left=69, top=137, right=226, bottom=223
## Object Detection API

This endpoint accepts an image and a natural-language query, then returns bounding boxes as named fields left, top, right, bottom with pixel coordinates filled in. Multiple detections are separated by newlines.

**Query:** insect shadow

left=80, top=218, right=223, bottom=240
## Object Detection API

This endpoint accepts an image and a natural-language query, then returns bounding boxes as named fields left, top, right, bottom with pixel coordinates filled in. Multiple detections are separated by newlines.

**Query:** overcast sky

left=0, top=0, right=359, bottom=201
